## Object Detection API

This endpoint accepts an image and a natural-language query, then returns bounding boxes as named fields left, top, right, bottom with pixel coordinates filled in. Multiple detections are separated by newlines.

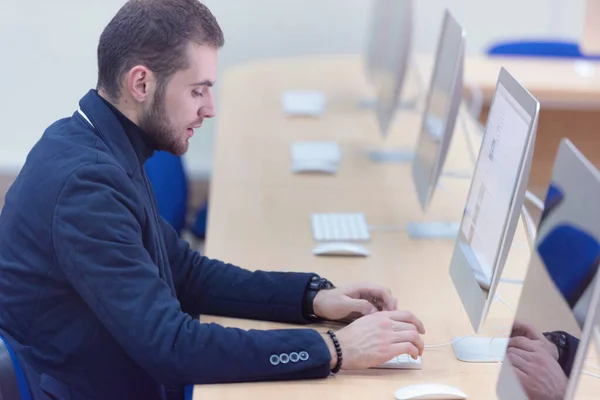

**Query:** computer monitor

left=596, top=300, right=600, bottom=359
left=372, top=0, right=413, bottom=137
left=448, top=68, right=539, bottom=352
left=497, top=139, right=600, bottom=400
left=596, top=309, right=600, bottom=361
left=364, top=0, right=389, bottom=83
left=410, top=9, right=465, bottom=228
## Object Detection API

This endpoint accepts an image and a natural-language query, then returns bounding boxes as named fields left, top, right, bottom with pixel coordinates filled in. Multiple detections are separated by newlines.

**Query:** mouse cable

left=582, top=370, right=600, bottom=380
left=585, top=360, right=600, bottom=371
left=493, top=292, right=516, bottom=315
left=424, top=325, right=510, bottom=349
left=499, top=278, right=524, bottom=285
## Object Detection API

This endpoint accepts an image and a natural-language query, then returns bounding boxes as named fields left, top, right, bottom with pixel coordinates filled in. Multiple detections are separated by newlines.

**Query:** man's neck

left=97, top=88, right=140, bottom=126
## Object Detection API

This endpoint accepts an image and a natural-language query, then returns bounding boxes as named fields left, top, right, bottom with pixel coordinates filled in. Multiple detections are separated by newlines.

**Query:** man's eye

left=192, top=90, right=203, bottom=98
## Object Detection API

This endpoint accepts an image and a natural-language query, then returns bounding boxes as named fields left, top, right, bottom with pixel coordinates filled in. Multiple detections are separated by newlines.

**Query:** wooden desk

left=195, top=55, right=598, bottom=399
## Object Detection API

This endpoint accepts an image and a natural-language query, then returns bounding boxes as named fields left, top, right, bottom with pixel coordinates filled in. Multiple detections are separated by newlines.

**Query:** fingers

left=510, top=319, right=541, bottom=340
left=507, top=348, right=531, bottom=375
left=356, top=284, right=396, bottom=311
left=385, top=311, right=426, bottom=334
left=506, top=346, right=534, bottom=364
left=391, top=322, right=419, bottom=332
left=391, top=342, right=420, bottom=360
left=392, top=330, right=425, bottom=356
left=508, top=336, right=540, bottom=353
left=348, top=299, right=378, bottom=316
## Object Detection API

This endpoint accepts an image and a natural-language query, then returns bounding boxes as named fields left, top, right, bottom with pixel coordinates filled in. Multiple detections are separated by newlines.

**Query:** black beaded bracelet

left=327, top=330, right=343, bottom=373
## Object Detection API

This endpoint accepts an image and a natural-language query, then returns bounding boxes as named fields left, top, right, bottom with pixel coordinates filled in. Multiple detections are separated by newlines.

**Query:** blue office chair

left=537, top=224, right=600, bottom=308
left=190, top=202, right=209, bottom=240
left=487, top=39, right=600, bottom=60
left=145, top=151, right=189, bottom=236
left=0, top=335, right=31, bottom=400
left=145, top=151, right=210, bottom=239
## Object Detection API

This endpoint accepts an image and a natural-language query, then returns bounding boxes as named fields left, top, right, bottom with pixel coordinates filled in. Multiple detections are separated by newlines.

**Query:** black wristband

left=302, top=276, right=335, bottom=321
left=327, top=330, right=343, bottom=374
left=544, top=331, right=567, bottom=361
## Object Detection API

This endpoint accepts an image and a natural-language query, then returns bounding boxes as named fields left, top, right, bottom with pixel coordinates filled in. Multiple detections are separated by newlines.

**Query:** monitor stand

left=368, top=149, right=414, bottom=163
left=357, top=97, right=419, bottom=111
left=406, top=221, right=460, bottom=239
left=452, top=336, right=509, bottom=363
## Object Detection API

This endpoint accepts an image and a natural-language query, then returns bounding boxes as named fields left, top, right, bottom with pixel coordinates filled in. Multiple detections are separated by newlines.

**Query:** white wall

left=0, top=0, right=586, bottom=177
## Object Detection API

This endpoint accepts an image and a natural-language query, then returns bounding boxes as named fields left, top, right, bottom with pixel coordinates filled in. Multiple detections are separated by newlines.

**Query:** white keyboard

left=310, top=213, right=370, bottom=242
left=374, top=354, right=423, bottom=370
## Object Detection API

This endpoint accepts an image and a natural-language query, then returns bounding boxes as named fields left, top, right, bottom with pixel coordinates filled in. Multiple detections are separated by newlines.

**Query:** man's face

left=139, top=43, right=217, bottom=156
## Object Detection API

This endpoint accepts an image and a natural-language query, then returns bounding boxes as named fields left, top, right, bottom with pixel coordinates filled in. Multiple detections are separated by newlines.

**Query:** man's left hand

left=313, top=282, right=397, bottom=322
left=506, top=336, right=568, bottom=400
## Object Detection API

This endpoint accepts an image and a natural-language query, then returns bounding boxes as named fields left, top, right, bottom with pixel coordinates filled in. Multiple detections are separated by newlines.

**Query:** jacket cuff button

left=269, top=354, right=280, bottom=365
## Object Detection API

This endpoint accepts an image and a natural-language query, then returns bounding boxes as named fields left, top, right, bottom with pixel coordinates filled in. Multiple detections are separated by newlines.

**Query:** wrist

left=326, top=330, right=343, bottom=373
left=313, top=290, right=326, bottom=319
left=321, top=333, right=338, bottom=369
left=544, top=331, right=566, bottom=362
left=551, top=343, right=560, bottom=361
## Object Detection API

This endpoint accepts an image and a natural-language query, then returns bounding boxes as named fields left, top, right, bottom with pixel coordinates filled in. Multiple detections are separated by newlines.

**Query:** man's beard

left=139, top=88, right=188, bottom=156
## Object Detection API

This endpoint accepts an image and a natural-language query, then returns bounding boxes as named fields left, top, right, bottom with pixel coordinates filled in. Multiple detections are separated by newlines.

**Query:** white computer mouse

left=394, top=383, right=467, bottom=400
left=291, top=159, right=338, bottom=174
left=312, top=242, right=370, bottom=257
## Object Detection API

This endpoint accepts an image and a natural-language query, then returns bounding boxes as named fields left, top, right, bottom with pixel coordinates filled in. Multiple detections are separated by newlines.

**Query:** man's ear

left=126, top=66, right=155, bottom=103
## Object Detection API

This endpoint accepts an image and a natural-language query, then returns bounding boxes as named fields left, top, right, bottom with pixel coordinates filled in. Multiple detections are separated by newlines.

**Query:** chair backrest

left=144, top=151, right=189, bottom=236
left=487, top=39, right=600, bottom=60
left=0, top=336, right=22, bottom=400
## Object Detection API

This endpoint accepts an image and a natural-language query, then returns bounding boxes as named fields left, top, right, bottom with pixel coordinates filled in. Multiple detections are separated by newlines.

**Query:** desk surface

left=417, top=54, right=600, bottom=109
left=194, top=55, right=598, bottom=399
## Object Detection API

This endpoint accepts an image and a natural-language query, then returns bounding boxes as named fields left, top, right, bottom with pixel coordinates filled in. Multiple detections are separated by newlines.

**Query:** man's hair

left=97, top=0, right=224, bottom=100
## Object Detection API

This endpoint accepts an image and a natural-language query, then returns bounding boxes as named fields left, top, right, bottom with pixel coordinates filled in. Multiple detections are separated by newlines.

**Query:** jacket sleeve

left=160, top=218, right=317, bottom=323
left=52, top=164, right=332, bottom=386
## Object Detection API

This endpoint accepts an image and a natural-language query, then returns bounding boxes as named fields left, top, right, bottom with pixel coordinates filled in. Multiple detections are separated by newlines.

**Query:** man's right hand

left=322, top=310, right=425, bottom=370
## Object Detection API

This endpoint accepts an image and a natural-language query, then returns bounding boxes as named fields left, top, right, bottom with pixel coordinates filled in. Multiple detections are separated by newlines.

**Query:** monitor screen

left=459, top=82, right=532, bottom=288
left=412, top=9, right=465, bottom=211
left=449, top=68, right=539, bottom=333
left=497, top=139, right=600, bottom=400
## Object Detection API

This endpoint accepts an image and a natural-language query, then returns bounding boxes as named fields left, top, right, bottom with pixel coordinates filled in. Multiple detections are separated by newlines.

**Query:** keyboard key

left=310, top=213, right=370, bottom=242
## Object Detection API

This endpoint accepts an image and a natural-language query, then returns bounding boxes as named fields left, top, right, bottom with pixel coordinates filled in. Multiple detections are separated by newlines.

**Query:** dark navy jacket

left=0, top=90, right=331, bottom=400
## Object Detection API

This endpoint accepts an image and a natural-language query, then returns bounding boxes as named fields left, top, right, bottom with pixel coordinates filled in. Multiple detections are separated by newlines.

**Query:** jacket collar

left=78, top=89, right=155, bottom=176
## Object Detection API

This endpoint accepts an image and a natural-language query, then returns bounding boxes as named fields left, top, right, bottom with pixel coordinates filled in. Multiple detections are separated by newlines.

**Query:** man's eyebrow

left=190, top=80, right=214, bottom=87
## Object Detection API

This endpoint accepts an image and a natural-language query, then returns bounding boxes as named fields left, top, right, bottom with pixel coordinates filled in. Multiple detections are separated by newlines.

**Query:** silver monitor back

left=596, top=310, right=600, bottom=361
left=373, top=0, right=413, bottom=137
left=449, top=67, right=539, bottom=333
left=412, top=9, right=466, bottom=212
left=496, top=139, right=600, bottom=400
left=364, top=0, right=389, bottom=82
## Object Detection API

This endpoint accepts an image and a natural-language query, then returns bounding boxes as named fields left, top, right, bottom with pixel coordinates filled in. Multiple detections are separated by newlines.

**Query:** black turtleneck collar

left=97, top=92, right=156, bottom=165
